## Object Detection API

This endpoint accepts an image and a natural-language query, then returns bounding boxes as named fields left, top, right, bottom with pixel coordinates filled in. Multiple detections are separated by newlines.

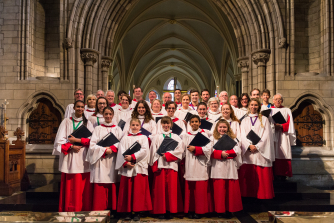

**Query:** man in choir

left=96, top=90, right=105, bottom=99
left=189, top=89, right=199, bottom=110
left=250, top=88, right=260, bottom=99
left=64, top=88, right=85, bottom=118
left=229, top=95, right=238, bottom=109
left=218, top=91, right=228, bottom=111
left=161, top=92, right=172, bottom=112
left=131, top=87, right=144, bottom=108
left=261, top=89, right=272, bottom=110
left=106, top=90, right=117, bottom=107
left=201, top=89, right=210, bottom=105
left=174, top=89, right=182, bottom=107
left=271, top=93, right=296, bottom=180
left=148, top=90, right=157, bottom=104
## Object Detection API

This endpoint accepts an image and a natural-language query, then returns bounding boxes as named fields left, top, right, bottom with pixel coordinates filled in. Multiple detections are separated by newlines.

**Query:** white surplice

left=122, top=115, right=157, bottom=138
left=115, top=107, right=133, bottom=124
left=207, top=110, right=221, bottom=122
left=186, top=116, right=214, bottom=138
left=174, top=107, right=198, bottom=125
left=64, top=103, right=89, bottom=119
left=156, top=116, right=187, bottom=138
left=85, top=107, right=95, bottom=118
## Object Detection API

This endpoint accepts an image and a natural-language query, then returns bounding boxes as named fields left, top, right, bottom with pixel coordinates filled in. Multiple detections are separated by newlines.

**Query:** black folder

left=155, top=116, right=163, bottom=123
left=156, top=136, right=179, bottom=156
left=122, top=141, right=141, bottom=156
left=246, top=130, right=261, bottom=145
left=272, top=111, right=286, bottom=124
left=200, top=119, right=213, bottom=130
left=189, top=132, right=210, bottom=147
left=213, top=134, right=237, bottom=151
left=171, top=123, right=183, bottom=135
left=215, top=116, right=222, bottom=122
left=97, top=132, right=119, bottom=147
left=184, top=112, right=193, bottom=122
left=140, top=127, right=151, bottom=137
left=261, top=109, right=271, bottom=118
left=239, top=114, right=247, bottom=122
left=69, top=125, right=92, bottom=146
left=118, top=119, right=126, bottom=130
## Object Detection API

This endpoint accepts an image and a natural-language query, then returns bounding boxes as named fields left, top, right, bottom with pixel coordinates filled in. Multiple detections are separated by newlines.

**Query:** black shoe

left=165, top=212, right=173, bottom=219
left=217, top=213, right=225, bottom=218
left=133, top=212, right=140, bottom=221
left=158, top=214, right=165, bottom=219
left=187, top=212, right=194, bottom=219
left=193, top=213, right=201, bottom=219
left=124, top=213, right=131, bottom=220
left=225, top=211, right=233, bottom=219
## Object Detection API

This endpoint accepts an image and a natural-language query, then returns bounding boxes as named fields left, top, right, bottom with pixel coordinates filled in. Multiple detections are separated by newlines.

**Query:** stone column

left=237, top=57, right=250, bottom=94
left=63, top=37, right=73, bottom=81
left=252, top=49, right=271, bottom=90
left=101, top=56, right=113, bottom=92
left=81, top=49, right=99, bottom=97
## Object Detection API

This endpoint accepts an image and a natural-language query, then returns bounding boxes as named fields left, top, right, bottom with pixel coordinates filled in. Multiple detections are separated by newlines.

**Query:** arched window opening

left=167, top=79, right=175, bottom=90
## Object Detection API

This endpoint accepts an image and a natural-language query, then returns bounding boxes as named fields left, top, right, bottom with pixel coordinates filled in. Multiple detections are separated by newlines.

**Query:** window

left=167, top=79, right=175, bottom=90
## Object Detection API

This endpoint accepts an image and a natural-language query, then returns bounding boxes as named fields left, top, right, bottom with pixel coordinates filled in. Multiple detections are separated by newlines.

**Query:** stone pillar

left=101, top=56, right=113, bottom=92
left=81, top=49, right=99, bottom=97
left=237, top=57, right=250, bottom=94
left=252, top=49, right=271, bottom=90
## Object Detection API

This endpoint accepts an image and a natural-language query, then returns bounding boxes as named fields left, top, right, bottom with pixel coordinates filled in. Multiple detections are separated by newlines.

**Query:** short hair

left=117, top=90, right=127, bottom=97
left=163, top=92, right=172, bottom=97
left=149, top=90, right=157, bottom=95
left=208, top=97, right=219, bottom=107
left=96, top=89, right=105, bottom=95
left=201, top=89, right=210, bottom=95
left=133, top=87, right=142, bottom=93
left=219, top=91, right=228, bottom=97
left=130, top=117, right=141, bottom=125
left=165, top=101, right=177, bottom=109
left=151, top=99, right=162, bottom=109
left=181, top=93, right=191, bottom=101
left=190, top=89, right=199, bottom=94
left=238, top=93, right=250, bottom=108
left=250, top=88, right=260, bottom=96
left=121, top=94, right=132, bottom=105
left=273, top=93, right=284, bottom=101
left=86, top=94, right=96, bottom=104
left=74, top=88, right=83, bottom=95
left=197, top=102, right=207, bottom=109
left=174, top=89, right=181, bottom=93
left=161, top=116, right=173, bottom=126
left=189, top=114, right=200, bottom=122
left=103, top=106, right=114, bottom=115
left=106, top=90, right=115, bottom=95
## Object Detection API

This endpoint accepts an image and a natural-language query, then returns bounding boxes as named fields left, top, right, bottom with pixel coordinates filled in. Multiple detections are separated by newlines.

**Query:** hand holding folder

left=68, top=125, right=92, bottom=146
left=140, top=128, right=151, bottom=137
left=261, top=109, right=271, bottom=118
left=213, top=134, right=237, bottom=151
left=156, top=136, right=179, bottom=156
left=97, top=132, right=119, bottom=147
left=184, top=112, right=193, bottom=122
left=171, top=123, right=183, bottom=135
left=122, top=141, right=142, bottom=157
left=246, top=130, right=261, bottom=145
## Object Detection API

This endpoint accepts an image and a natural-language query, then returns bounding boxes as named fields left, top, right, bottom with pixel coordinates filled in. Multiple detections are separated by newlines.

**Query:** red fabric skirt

left=238, top=164, right=275, bottom=199
left=151, top=168, right=183, bottom=214
left=92, top=183, right=119, bottom=211
left=184, top=180, right=213, bottom=214
left=274, top=159, right=293, bottom=177
left=211, top=179, right=243, bottom=213
left=59, top=172, right=93, bottom=212
left=117, top=174, right=152, bottom=213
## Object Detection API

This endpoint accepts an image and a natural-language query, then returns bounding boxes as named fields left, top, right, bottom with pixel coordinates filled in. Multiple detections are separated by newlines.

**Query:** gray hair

left=106, top=90, right=115, bottom=95
left=219, top=91, right=228, bottom=97
left=96, top=89, right=105, bottom=96
left=273, top=93, right=284, bottom=102
left=207, top=97, right=219, bottom=107
left=74, top=88, right=83, bottom=95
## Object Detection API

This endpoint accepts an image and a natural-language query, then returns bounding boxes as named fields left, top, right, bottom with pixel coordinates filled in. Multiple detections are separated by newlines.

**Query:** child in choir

left=149, top=116, right=184, bottom=219
left=115, top=118, right=152, bottom=221
left=187, top=102, right=214, bottom=137
left=87, top=107, right=123, bottom=213
left=210, top=119, right=243, bottom=218
left=183, top=115, right=213, bottom=219
left=53, top=100, right=94, bottom=212
left=151, top=99, right=166, bottom=118
left=261, top=89, right=272, bottom=110
left=115, top=94, right=133, bottom=124
left=239, top=98, right=275, bottom=200
left=89, top=97, right=108, bottom=128
left=85, top=94, right=97, bottom=117
left=207, top=97, right=221, bottom=121
left=157, top=101, right=186, bottom=136
left=175, top=94, right=198, bottom=126
left=218, top=104, right=241, bottom=138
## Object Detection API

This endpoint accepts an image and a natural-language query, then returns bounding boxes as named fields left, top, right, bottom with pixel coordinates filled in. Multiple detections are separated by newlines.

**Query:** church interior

left=0, top=0, right=334, bottom=222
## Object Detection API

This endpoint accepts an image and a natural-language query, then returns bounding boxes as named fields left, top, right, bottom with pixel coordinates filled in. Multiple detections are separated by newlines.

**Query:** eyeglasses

left=98, top=102, right=106, bottom=105
left=167, top=107, right=176, bottom=110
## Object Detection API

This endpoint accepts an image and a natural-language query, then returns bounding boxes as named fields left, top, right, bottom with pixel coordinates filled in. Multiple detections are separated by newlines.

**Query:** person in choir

left=238, top=93, right=250, bottom=112
left=188, top=102, right=214, bottom=137
left=89, top=97, right=108, bottom=128
left=183, top=115, right=213, bottom=219
left=189, top=89, right=200, bottom=110
left=207, top=97, right=221, bottom=122
left=210, top=119, right=243, bottom=218
left=87, top=106, right=123, bottom=213
left=238, top=98, right=275, bottom=200
left=115, top=94, right=133, bottom=124
left=157, top=101, right=186, bottom=136
left=96, top=89, right=105, bottom=99
left=106, top=90, right=117, bottom=108
left=174, top=89, right=182, bottom=107
left=175, top=94, right=198, bottom=126
left=201, top=89, right=210, bottom=105
left=260, top=89, right=272, bottom=110
left=218, top=91, right=229, bottom=108
left=250, top=88, right=260, bottom=99
left=151, top=99, right=166, bottom=119
left=270, top=93, right=296, bottom=180
left=229, top=95, right=239, bottom=109
left=64, top=88, right=86, bottom=118
left=131, top=87, right=150, bottom=108
left=219, top=103, right=241, bottom=139
left=115, top=118, right=152, bottom=221
left=149, top=116, right=184, bottom=219
left=161, top=92, right=172, bottom=112
left=148, top=90, right=157, bottom=104
left=85, top=94, right=97, bottom=117
left=114, top=90, right=127, bottom=111
left=122, top=100, right=157, bottom=140
left=53, top=100, right=94, bottom=212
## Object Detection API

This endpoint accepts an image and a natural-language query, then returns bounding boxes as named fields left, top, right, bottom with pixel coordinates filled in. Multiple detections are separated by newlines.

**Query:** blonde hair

left=247, top=98, right=263, bottom=127
left=86, top=94, right=97, bottom=104
left=213, top=119, right=236, bottom=140
left=130, top=117, right=141, bottom=126
left=181, top=93, right=191, bottom=101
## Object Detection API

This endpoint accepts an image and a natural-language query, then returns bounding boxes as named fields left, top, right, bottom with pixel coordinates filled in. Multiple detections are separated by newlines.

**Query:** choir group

left=52, top=87, right=296, bottom=221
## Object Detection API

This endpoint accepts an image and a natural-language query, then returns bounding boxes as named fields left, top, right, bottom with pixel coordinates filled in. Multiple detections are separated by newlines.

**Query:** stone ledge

left=26, top=144, right=54, bottom=154
left=292, top=146, right=334, bottom=158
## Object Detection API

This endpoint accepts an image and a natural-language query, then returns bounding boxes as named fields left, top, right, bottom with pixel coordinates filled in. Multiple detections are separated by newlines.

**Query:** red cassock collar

left=70, top=117, right=81, bottom=122
left=128, top=133, right=142, bottom=136
left=101, top=124, right=116, bottom=128
left=271, top=105, right=284, bottom=108
left=187, top=129, right=205, bottom=135
left=172, top=118, right=179, bottom=122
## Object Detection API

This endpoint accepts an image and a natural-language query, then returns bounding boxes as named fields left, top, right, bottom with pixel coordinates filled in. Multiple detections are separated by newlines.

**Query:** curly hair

left=213, top=119, right=236, bottom=140
left=247, top=98, right=264, bottom=128
left=221, top=103, right=240, bottom=123
left=131, top=100, right=154, bottom=123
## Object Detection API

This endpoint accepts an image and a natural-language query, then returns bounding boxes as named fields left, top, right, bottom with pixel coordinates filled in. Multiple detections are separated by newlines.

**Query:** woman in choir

left=88, top=107, right=123, bottom=213
left=207, top=97, right=221, bottom=122
left=183, top=115, right=213, bottom=219
left=115, top=118, right=152, bottom=221
left=89, top=97, right=108, bottom=128
left=149, top=116, right=184, bottom=219
left=175, top=94, right=197, bottom=126
left=239, top=98, right=275, bottom=200
left=85, top=94, right=97, bottom=117
left=210, top=119, right=243, bottom=218
left=115, top=94, right=133, bottom=124
left=217, top=104, right=241, bottom=139
left=156, top=101, right=186, bottom=136
left=187, top=102, right=214, bottom=137
left=238, top=93, right=250, bottom=112
left=53, top=100, right=94, bottom=212
left=151, top=99, right=166, bottom=119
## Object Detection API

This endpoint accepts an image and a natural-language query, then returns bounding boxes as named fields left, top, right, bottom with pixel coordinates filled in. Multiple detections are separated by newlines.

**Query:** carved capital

left=279, top=38, right=287, bottom=48
left=252, top=49, right=271, bottom=67
left=64, top=38, right=73, bottom=49
left=80, top=49, right=99, bottom=66
left=101, top=56, right=113, bottom=72
left=14, top=127, right=24, bottom=140
left=237, top=57, right=249, bottom=72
